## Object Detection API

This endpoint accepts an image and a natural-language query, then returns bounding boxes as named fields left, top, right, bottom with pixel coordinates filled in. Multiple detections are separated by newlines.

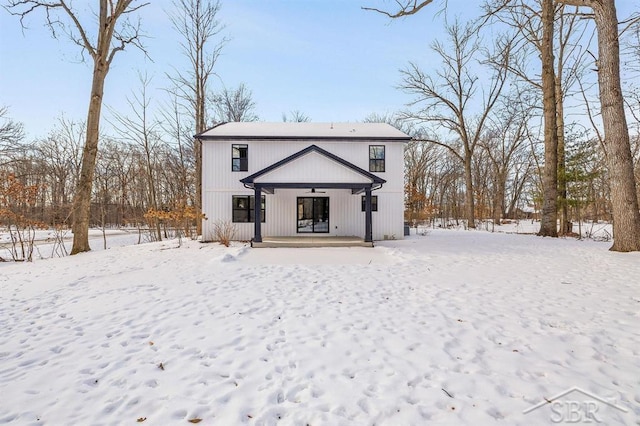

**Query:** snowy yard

left=1, top=229, right=638, bottom=425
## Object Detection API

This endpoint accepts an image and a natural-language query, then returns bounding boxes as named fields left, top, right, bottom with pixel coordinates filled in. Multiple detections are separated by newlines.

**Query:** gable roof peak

left=240, top=144, right=386, bottom=186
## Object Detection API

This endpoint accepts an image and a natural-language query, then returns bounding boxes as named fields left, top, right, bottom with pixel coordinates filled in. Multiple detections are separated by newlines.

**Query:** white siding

left=202, top=139, right=405, bottom=242
left=255, top=151, right=371, bottom=184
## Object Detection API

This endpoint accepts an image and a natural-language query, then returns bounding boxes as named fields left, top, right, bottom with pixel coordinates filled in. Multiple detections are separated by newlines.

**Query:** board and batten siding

left=202, top=139, right=405, bottom=241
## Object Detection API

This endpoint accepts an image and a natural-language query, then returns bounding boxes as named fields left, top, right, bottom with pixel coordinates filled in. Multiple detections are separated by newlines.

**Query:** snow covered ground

left=417, top=219, right=614, bottom=242
left=0, top=228, right=147, bottom=259
left=1, top=229, right=638, bottom=425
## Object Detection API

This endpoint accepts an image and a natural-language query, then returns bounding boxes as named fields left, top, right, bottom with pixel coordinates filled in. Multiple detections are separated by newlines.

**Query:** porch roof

left=240, top=144, right=386, bottom=194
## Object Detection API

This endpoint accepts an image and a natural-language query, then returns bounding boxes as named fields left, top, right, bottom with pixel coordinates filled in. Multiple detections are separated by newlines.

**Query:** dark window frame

left=369, top=145, right=385, bottom=172
left=232, top=195, right=265, bottom=223
left=296, top=196, right=330, bottom=234
left=232, top=144, right=248, bottom=172
left=361, top=195, right=378, bottom=212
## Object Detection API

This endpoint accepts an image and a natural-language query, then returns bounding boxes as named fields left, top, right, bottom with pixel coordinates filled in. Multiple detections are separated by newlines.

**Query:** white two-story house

left=196, top=122, right=410, bottom=246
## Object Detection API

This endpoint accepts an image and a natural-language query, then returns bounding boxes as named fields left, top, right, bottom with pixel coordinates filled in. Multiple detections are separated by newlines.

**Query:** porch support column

left=364, top=186, right=373, bottom=243
left=253, top=185, right=263, bottom=243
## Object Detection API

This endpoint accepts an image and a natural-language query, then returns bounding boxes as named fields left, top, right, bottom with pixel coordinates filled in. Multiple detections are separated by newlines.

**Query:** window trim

left=361, top=195, right=378, bottom=212
left=296, top=196, right=330, bottom=234
left=232, top=144, right=248, bottom=172
left=232, top=195, right=265, bottom=223
left=369, top=145, right=385, bottom=172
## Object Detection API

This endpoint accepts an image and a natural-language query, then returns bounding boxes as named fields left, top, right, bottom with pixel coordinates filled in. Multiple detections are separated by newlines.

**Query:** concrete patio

left=251, top=236, right=374, bottom=248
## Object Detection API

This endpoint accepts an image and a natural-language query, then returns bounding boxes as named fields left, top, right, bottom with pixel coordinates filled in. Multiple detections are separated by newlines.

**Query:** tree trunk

left=145, top=146, right=162, bottom=242
left=193, top=12, right=208, bottom=238
left=71, top=61, right=108, bottom=254
left=493, top=170, right=506, bottom=225
left=594, top=1, right=640, bottom=251
left=195, top=92, right=204, bottom=236
left=169, top=0, right=226, bottom=238
left=464, top=153, right=476, bottom=229
left=538, top=0, right=559, bottom=237
left=556, top=75, right=569, bottom=235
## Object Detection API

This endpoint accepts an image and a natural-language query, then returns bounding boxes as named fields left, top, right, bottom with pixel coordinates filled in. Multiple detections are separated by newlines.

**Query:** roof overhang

left=195, top=122, right=412, bottom=142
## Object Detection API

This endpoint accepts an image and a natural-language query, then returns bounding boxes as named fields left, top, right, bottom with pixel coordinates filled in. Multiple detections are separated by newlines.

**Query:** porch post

left=254, top=185, right=262, bottom=243
left=364, top=186, right=373, bottom=243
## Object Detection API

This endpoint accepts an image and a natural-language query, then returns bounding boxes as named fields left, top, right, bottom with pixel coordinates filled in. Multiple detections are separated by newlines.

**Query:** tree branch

left=362, top=0, right=437, bottom=18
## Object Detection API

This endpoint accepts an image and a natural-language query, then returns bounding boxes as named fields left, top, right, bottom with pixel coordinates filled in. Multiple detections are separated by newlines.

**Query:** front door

left=297, top=197, right=329, bottom=233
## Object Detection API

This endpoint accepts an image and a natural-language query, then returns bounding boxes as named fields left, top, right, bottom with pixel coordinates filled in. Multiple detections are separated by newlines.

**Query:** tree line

left=1, top=0, right=640, bottom=254
left=366, top=0, right=640, bottom=251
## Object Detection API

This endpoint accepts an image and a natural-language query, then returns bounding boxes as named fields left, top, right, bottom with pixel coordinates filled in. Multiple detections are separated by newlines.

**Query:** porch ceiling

left=250, top=182, right=376, bottom=195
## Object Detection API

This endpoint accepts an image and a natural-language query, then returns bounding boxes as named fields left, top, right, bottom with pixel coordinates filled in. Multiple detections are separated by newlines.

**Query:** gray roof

left=196, top=122, right=411, bottom=141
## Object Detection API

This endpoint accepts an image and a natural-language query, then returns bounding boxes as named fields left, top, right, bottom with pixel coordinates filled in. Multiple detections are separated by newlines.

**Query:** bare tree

left=282, top=110, right=311, bottom=122
left=168, top=0, right=227, bottom=235
left=363, top=112, right=417, bottom=134
left=404, top=137, right=441, bottom=223
left=0, top=106, right=25, bottom=165
left=363, top=0, right=441, bottom=18
left=93, top=138, right=120, bottom=247
left=36, top=115, right=85, bottom=223
left=621, top=14, right=640, bottom=215
left=108, top=72, right=163, bottom=241
left=554, top=6, right=593, bottom=235
left=366, top=0, right=640, bottom=251
left=212, top=83, right=258, bottom=123
left=488, top=1, right=593, bottom=235
left=487, top=0, right=560, bottom=236
left=481, top=90, right=534, bottom=224
left=554, top=0, right=640, bottom=251
left=6, top=0, right=148, bottom=254
left=625, top=17, right=640, bottom=72
left=400, top=20, right=509, bottom=229
left=363, top=112, right=439, bottom=224
left=536, top=0, right=560, bottom=237
left=100, top=140, right=138, bottom=228
left=159, top=89, right=196, bottom=208
left=505, top=144, right=535, bottom=219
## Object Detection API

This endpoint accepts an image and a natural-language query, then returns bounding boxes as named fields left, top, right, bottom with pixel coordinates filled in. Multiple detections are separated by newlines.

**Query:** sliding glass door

left=297, top=197, right=329, bottom=233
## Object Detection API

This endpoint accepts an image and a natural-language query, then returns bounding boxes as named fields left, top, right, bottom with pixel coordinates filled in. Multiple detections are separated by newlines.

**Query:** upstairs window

left=361, top=195, right=378, bottom=212
left=232, top=144, right=248, bottom=171
left=232, top=195, right=265, bottom=223
left=369, top=145, right=385, bottom=172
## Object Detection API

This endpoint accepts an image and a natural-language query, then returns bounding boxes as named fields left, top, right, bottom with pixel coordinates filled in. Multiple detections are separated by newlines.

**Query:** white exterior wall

left=202, top=139, right=405, bottom=241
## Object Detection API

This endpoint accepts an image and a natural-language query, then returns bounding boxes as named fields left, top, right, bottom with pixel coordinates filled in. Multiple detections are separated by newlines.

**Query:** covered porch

left=240, top=145, right=386, bottom=247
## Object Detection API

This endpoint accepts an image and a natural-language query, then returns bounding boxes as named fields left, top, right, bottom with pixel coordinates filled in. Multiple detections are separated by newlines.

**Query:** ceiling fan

left=305, top=188, right=326, bottom=194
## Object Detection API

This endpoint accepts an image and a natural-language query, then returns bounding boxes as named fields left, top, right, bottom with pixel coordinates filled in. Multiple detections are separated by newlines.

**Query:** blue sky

left=0, top=0, right=485, bottom=138
left=1, top=1, right=638, bottom=139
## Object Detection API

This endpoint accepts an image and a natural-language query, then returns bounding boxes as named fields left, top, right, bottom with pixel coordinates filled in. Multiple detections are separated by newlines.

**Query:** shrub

left=144, top=204, right=206, bottom=246
left=213, top=220, right=236, bottom=247
left=0, top=173, right=47, bottom=261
